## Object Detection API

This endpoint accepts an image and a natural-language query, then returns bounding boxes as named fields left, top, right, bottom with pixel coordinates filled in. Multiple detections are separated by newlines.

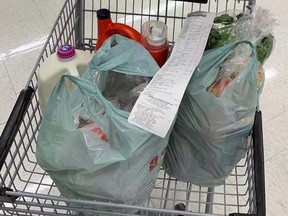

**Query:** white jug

left=38, top=44, right=93, bottom=113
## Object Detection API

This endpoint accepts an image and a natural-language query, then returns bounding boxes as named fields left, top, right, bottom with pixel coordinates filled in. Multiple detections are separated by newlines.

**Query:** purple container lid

left=57, top=44, right=76, bottom=59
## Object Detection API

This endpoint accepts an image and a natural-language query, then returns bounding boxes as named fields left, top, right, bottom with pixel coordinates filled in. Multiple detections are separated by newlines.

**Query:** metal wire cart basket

left=0, top=0, right=266, bottom=215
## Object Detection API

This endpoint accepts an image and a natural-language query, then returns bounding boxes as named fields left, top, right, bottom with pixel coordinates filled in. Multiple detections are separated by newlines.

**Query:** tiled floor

left=0, top=0, right=287, bottom=215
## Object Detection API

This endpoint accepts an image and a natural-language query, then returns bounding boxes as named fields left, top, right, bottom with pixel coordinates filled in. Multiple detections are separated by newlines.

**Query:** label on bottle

left=128, top=12, right=215, bottom=138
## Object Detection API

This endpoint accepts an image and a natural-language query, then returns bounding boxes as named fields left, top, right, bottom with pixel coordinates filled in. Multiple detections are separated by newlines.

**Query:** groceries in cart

left=205, top=7, right=275, bottom=96
left=230, top=7, right=276, bottom=65
left=87, top=34, right=158, bottom=112
left=141, top=20, right=169, bottom=67
left=1, top=0, right=271, bottom=215
left=163, top=7, right=276, bottom=187
left=206, top=50, right=265, bottom=97
left=96, top=8, right=169, bottom=67
left=36, top=35, right=172, bottom=207
left=206, top=7, right=276, bottom=64
left=102, top=71, right=150, bottom=112
left=35, top=4, right=274, bottom=212
left=96, top=8, right=141, bottom=50
left=163, top=40, right=260, bottom=186
left=205, top=7, right=276, bottom=96
left=38, top=44, right=93, bottom=113
left=205, top=11, right=243, bottom=50
left=163, top=7, right=276, bottom=188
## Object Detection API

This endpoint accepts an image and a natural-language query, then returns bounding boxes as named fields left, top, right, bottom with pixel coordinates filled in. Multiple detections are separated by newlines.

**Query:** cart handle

left=229, top=111, right=266, bottom=216
left=0, top=87, right=34, bottom=171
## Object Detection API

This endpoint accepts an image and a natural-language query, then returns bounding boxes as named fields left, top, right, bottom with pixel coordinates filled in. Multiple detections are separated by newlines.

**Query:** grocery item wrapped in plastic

left=206, top=10, right=243, bottom=50
left=163, top=41, right=259, bottom=186
left=36, top=35, right=172, bottom=207
left=206, top=7, right=276, bottom=97
left=101, top=71, right=150, bottom=112
left=206, top=7, right=276, bottom=65
left=231, top=7, right=276, bottom=65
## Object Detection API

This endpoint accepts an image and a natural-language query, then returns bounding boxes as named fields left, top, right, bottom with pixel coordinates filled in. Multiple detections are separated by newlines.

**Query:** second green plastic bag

left=163, top=41, right=259, bottom=187
left=36, top=35, right=170, bottom=207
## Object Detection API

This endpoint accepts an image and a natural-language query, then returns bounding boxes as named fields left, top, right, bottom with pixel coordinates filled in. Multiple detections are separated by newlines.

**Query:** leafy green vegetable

left=214, top=14, right=234, bottom=25
left=206, top=13, right=275, bottom=64
left=206, top=25, right=233, bottom=50
left=206, top=13, right=237, bottom=50
left=256, top=34, right=274, bottom=64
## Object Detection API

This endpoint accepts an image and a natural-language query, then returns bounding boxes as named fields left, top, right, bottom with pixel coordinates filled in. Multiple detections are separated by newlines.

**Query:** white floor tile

left=33, top=0, right=65, bottom=28
left=0, top=123, right=5, bottom=135
left=265, top=150, right=288, bottom=216
left=0, top=0, right=40, bottom=27
left=0, top=16, right=50, bottom=93
left=4, top=48, right=43, bottom=93
left=258, top=3, right=288, bottom=163
left=275, top=13, right=288, bottom=29
left=0, top=58, right=7, bottom=78
left=259, top=13, right=288, bottom=122
left=257, top=0, right=288, bottom=16
left=260, top=72, right=288, bottom=124
left=150, top=180, right=208, bottom=213
left=0, top=76, right=17, bottom=124
left=0, top=16, right=49, bottom=54
left=150, top=180, right=250, bottom=215
left=263, top=111, right=288, bottom=161
left=213, top=184, right=249, bottom=215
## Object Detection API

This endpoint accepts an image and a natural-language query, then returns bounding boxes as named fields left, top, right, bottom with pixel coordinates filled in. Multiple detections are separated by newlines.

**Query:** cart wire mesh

left=0, top=0, right=258, bottom=215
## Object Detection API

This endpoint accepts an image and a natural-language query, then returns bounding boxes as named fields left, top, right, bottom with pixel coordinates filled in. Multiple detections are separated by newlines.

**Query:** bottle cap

left=146, top=21, right=167, bottom=47
left=97, top=9, right=111, bottom=20
left=57, top=44, right=76, bottom=59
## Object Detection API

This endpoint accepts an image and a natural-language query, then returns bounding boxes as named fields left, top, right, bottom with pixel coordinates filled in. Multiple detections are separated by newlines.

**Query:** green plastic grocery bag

left=36, top=36, right=170, bottom=207
left=82, top=34, right=159, bottom=92
left=163, top=41, right=259, bottom=187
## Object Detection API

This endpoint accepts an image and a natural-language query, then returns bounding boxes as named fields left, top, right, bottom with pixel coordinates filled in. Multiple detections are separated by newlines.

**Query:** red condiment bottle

left=96, top=9, right=141, bottom=50
left=141, top=21, right=169, bottom=67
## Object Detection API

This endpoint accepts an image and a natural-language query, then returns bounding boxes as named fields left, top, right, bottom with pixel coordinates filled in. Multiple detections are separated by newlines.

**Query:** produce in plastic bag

left=206, top=7, right=276, bottom=65
left=205, top=7, right=276, bottom=98
left=206, top=10, right=243, bottom=50
left=163, top=41, right=259, bottom=186
left=206, top=51, right=265, bottom=97
left=231, top=7, right=276, bottom=64
left=123, top=81, right=149, bottom=112
left=102, top=71, right=150, bottom=112
left=213, top=13, right=235, bottom=25
left=256, top=35, right=274, bottom=65
left=36, top=35, right=172, bottom=208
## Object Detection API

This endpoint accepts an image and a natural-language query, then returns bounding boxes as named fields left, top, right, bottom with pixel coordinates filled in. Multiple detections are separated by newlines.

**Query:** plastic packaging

left=206, top=10, right=243, bottom=50
left=163, top=41, right=259, bottom=186
left=206, top=7, right=277, bottom=65
left=96, top=8, right=141, bottom=50
left=38, top=44, right=93, bottom=113
left=102, top=71, right=149, bottom=112
left=205, top=7, right=276, bottom=97
left=141, top=20, right=169, bottom=67
left=36, top=35, right=169, bottom=208
left=230, top=7, right=277, bottom=64
left=206, top=49, right=265, bottom=97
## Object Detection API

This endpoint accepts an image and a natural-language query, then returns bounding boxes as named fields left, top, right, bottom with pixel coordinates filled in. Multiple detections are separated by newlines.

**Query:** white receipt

left=128, top=12, right=215, bottom=138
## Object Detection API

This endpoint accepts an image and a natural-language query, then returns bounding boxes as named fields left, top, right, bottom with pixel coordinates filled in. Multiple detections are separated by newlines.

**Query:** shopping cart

left=0, top=0, right=265, bottom=215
